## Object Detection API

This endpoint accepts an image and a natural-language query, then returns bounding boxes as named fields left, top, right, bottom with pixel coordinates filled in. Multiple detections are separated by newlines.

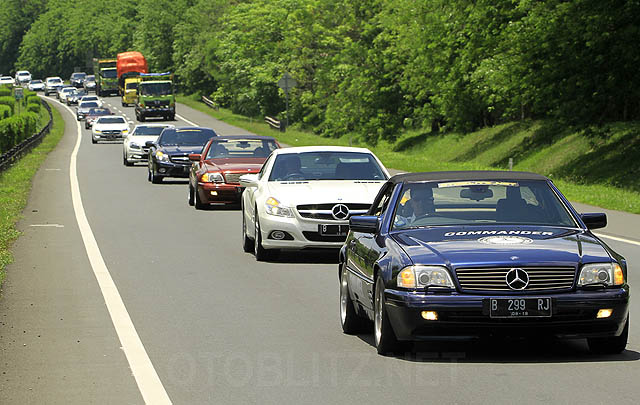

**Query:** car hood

left=159, top=145, right=205, bottom=155
left=204, top=158, right=265, bottom=172
left=391, top=225, right=612, bottom=268
left=94, top=123, right=129, bottom=131
left=265, top=180, right=385, bottom=206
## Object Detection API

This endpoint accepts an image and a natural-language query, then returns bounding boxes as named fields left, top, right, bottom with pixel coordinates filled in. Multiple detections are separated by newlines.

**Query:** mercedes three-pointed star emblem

left=505, top=268, right=530, bottom=290
left=331, top=204, right=350, bottom=220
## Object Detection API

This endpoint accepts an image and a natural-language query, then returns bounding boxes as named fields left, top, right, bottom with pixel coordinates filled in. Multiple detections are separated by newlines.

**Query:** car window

left=158, top=129, right=216, bottom=146
left=258, top=155, right=273, bottom=180
left=132, top=126, right=168, bottom=136
left=371, top=184, right=395, bottom=217
left=206, top=138, right=277, bottom=159
left=392, top=180, right=577, bottom=230
left=80, top=102, right=99, bottom=108
left=97, top=117, right=126, bottom=124
left=268, top=151, right=386, bottom=181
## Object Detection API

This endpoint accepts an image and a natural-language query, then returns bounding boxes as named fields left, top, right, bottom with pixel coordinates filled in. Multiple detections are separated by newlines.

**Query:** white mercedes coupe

left=122, top=124, right=174, bottom=166
left=239, top=146, right=390, bottom=260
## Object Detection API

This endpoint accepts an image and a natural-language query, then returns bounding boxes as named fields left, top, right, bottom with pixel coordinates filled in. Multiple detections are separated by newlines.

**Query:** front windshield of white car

left=268, top=151, right=386, bottom=181
left=49, top=78, right=62, bottom=84
left=132, top=126, right=168, bottom=136
left=79, top=101, right=98, bottom=109
left=97, top=117, right=126, bottom=124
left=392, top=180, right=577, bottom=230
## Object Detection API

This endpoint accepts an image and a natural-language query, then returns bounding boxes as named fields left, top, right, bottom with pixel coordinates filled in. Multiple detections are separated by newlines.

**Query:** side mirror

left=239, top=173, right=259, bottom=188
left=188, top=153, right=201, bottom=162
left=349, top=215, right=379, bottom=234
left=145, top=141, right=155, bottom=148
left=581, top=213, right=607, bottom=230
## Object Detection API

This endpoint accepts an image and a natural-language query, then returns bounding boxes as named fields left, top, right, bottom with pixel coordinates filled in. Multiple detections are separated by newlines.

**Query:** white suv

left=44, top=77, right=63, bottom=96
left=15, top=70, right=32, bottom=85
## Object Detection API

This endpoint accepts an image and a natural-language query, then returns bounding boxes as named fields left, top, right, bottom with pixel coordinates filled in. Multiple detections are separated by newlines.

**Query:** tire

left=91, top=137, right=97, bottom=144
left=254, top=211, right=276, bottom=261
left=340, top=263, right=368, bottom=334
left=139, top=113, right=146, bottom=122
left=374, top=276, right=404, bottom=355
left=188, top=184, right=195, bottom=206
left=149, top=163, right=162, bottom=184
left=194, top=187, right=206, bottom=209
left=123, top=154, right=133, bottom=166
left=588, top=317, right=629, bottom=354
left=242, top=203, right=254, bottom=252
left=122, top=101, right=126, bottom=107
left=169, top=114, right=175, bottom=121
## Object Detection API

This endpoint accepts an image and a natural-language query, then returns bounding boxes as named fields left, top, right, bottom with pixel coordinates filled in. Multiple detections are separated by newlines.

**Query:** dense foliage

left=4, top=0, right=639, bottom=143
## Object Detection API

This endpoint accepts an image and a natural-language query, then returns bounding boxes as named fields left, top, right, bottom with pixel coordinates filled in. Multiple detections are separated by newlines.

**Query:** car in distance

left=0, top=76, right=15, bottom=86
left=240, top=146, right=389, bottom=260
left=76, top=100, right=100, bottom=121
left=123, top=124, right=174, bottom=166
left=15, top=70, right=32, bottom=85
left=79, top=95, right=103, bottom=107
left=70, top=72, right=86, bottom=88
left=28, top=79, right=45, bottom=92
left=57, top=86, right=76, bottom=102
left=83, top=75, right=96, bottom=92
left=147, top=127, right=217, bottom=184
left=338, top=171, right=630, bottom=355
left=84, top=107, right=112, bottom=129
left=188, top=135, right=280, bottom=209
left=66, top=89, right=87, bottom=105
left=91, top=115, right=130, bottom=144
left=44, top=77, right=64, bottom=96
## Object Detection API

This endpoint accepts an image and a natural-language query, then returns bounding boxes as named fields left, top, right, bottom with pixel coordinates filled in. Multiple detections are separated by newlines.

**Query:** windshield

left=71, top=73, right=86, bottom=79
left=31, top=80, right=42, bottom=84
left=97, top=117, right=126, bottom=124
left=268, top=151, right=386, bottom=181
left=206, top=138, right=277, bottom=159
left=126, top=82, right=138, bottom=90
left=392, top=180, right=577, bottom=230
left=49, top=78, right=62, bottom=84
left=139, top=82, right=172, bottom=96
left=132, top=126, right=169, bottom=136
left=158, top=128, right=216, bottom=146
left=86, top=75, right=95, bottom=81
left=101, top=68, right=117, bottom=79
left=79, top=102, right=99, bottom=109
left=88, top=108, right=110, bottom=115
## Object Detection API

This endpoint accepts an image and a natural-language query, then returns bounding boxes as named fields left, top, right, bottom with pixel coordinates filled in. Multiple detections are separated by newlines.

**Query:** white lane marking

left=45, top=96, right=172, bottom=404
left=594, top=233, right=640, bottom=247
left=30, top=224, right=64, bottom=228
left=45, top=168, right=61, bottom=171
left=175, top=113, right=198, bottom=127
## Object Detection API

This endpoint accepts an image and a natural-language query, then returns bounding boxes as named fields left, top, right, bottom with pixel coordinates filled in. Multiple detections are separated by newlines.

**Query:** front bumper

left=93, top=131, right=126, bottom=141
left=125, top=146, right=150, bottom=162
left=197, top=183, right=244, bottom=205
left=259, top=213, right=348, bottom=250
left=139, top=106, right=175, bottom=117
left=384, top=287, right=630, bottom=341
left=155, top=161, right=190, bottom=178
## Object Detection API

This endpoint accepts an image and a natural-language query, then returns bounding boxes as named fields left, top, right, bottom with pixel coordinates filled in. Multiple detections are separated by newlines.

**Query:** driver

left=395, top=185, right=435, bottom=226
left=275, top=155, right=302, bottom=180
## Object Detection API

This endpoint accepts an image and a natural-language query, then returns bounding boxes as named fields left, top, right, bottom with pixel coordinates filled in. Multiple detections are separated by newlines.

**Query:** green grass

left=178, top=95, right=640, bottom=214
left=0, top=101, right=64, bottom=286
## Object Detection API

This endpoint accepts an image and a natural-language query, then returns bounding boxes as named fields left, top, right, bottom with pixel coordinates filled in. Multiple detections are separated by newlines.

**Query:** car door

left=244, top=154, right=274, bottom=239
left=347, top=182, right=397, bottom=311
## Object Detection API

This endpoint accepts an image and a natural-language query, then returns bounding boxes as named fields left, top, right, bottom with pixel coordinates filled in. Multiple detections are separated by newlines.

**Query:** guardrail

left=0, top=98, right=53, bottom=173
left=201, top=95, right=219, bottom=111
left=265, top=116, right=285, bottom=132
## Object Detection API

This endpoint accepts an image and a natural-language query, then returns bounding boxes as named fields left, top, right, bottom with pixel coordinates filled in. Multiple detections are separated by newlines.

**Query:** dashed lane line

left=43, top=96, right=172, bottom=404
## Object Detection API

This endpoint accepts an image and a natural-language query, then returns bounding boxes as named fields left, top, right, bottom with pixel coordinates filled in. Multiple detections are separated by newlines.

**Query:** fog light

left=597, top=309, right=613, bottom=319
left=271, top=231, right=285, bottom=240
left=210, top=191, right=218, bottom=196
left=159, top=168, right=166, bottom=173
left=421, top=311, right=438, bottom=321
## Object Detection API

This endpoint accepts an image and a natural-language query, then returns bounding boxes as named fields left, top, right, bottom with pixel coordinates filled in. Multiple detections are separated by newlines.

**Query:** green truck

left=92, top=58, right=118, bottom=97
left=135, top=72, right=175, bottom=121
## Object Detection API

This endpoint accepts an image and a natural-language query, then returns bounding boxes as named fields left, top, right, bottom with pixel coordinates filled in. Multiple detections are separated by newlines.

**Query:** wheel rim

left=340, top=265, right=349, bottom=324
left=254, top=215, right=260, bottom=255
left=374, top=282, right=383, bottom=346
left=242, top=209, right=247, bottom=240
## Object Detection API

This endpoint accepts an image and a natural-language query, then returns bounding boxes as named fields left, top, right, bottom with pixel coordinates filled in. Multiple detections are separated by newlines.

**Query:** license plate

left=488, top=298, right=552, bottom=318
left=318, top=224, right=348, bottom=236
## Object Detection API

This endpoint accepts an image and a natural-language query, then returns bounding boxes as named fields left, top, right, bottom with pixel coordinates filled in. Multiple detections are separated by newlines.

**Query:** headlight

left=578, top=263, right=624, bottom=287
left=265, top=197, right=293, bottom=217
left=94, top=129, right=102, bottom=134
left=129, top=142, right=141, bottom=150
left=397, top=265, right=454, bottom=289
left=155, top=150, right=169, bottom=162
left=201, top=172, right=224, bottom=183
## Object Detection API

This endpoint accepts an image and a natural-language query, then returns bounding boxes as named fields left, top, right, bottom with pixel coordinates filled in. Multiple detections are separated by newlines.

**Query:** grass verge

left=177, top=95, right=640, bottom=214
left=0, top=101, right=64, bottom=286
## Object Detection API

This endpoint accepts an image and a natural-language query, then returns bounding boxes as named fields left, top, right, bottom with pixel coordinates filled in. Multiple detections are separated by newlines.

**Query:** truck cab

left=135, top=72, right=175, bottom=121
left=121, top=77, right=141, bottom=106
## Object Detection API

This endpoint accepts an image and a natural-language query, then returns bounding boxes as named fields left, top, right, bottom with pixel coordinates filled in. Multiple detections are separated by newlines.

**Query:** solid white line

left=45, top=96, right=172, bottom=404
left=30, top=224, right=64, bottom=228
left=594, top=232, right=640, bottom=247
left=175, top=113, right=199, bottom=127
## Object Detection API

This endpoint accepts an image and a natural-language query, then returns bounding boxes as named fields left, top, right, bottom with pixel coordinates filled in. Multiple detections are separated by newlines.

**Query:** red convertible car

left=188, top=135, right=280, bottom=208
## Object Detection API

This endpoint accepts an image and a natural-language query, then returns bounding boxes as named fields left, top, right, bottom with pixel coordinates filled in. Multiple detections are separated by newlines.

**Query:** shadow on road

left=355, top=334, right=640, bottom=364
left=266, top=249, right=341, bottom=264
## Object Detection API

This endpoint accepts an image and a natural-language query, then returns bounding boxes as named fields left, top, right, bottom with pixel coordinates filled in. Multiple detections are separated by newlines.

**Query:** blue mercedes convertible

left=339, top=171, right=629, bottom=355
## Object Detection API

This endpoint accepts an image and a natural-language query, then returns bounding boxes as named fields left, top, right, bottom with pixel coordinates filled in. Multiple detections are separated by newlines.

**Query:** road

left=1, top=96, right=639, bottom=404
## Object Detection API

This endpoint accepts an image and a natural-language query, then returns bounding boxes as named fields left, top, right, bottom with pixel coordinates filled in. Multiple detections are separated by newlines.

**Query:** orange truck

left=116, top=52, right=148, bottom=101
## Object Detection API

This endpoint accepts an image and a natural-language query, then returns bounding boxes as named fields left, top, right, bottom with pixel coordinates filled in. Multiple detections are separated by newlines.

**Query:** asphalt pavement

left=1, top=96, right=639, bottom=404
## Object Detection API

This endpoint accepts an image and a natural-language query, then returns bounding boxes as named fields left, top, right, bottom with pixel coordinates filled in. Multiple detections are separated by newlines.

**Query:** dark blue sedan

left=339, top=171, right=629, bottom=355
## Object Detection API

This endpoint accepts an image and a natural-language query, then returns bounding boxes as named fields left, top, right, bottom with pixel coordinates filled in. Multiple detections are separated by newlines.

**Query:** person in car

left=395, top=185, right=435, bottom=227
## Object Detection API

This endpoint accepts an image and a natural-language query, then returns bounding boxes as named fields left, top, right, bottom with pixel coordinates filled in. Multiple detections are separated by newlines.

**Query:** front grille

left=101, top=130, right=121, bottom=135
left=297, top=203, right=370, bottom=220
left=302, top=231, right=347, bottom=243
left=170, top=155, right=190, bottom=165
left=455, top=267, right=575, bottom=292
left=223, top=172, right=244, bottom=184
left=150, top=100, right=169, bottom=106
